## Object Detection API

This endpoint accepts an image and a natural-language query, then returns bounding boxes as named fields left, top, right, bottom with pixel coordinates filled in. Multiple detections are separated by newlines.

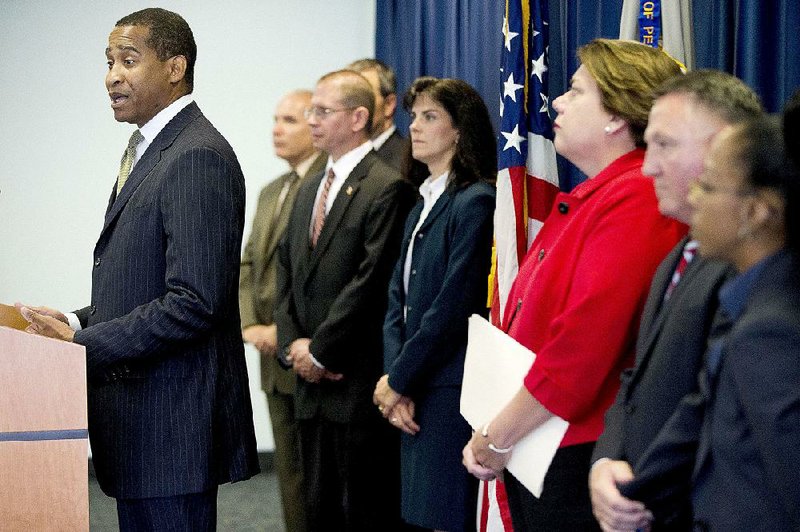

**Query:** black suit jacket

left=374, top=129, right=408, bottom=171
left=74, top=102, right=259, bottom=499
left=275, top=149, right=415, bottom=424
left=623, top=250, right=800, bottom=530
left=594, top=238, right=733, bottom=464
left=239, top=153, right=326, bottom=395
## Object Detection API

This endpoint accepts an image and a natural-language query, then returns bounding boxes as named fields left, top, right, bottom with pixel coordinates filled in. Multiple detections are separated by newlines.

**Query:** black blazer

left=374, top=129, right=409, bottom=171
left=594, top=238, right=733, bottom=464
left=622, top=251, right=800, bottom=530
left=275, top=149, right=415, bottom=424
left=74, top=102, right=259, bottom=499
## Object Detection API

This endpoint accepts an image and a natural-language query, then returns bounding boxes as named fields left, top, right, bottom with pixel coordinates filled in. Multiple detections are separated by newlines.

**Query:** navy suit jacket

left=383, top=180, right=495, bottom=395
left=275, top=150, right=415, bottom=424
left=594, top=238, right=732, bottom=465
left=74, top=102, right=259, bottom=499
left=622, top=250, right=800, bottom=530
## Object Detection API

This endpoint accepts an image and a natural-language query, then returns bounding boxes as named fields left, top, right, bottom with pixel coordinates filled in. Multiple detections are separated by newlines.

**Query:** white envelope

left=460, top=314, right=569, bottom=497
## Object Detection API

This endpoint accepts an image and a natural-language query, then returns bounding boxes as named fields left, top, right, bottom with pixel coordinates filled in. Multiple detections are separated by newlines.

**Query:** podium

left=0, top=326, right=89, bottom=531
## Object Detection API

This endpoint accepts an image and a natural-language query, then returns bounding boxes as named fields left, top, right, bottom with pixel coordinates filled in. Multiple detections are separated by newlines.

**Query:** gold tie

left=116, top=129, right=144, bottom=193
left=311, top=168, right=335, bottom=248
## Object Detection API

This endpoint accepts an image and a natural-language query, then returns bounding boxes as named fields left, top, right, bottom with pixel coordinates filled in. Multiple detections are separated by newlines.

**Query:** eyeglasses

left=303, top=106, right=357, bottom=120
left=689, top=179, right=754, bottom=197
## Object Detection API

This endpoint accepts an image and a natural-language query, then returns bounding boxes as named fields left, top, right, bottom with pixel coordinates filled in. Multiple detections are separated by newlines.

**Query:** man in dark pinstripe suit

left=20, top=8, right=259, bottom=531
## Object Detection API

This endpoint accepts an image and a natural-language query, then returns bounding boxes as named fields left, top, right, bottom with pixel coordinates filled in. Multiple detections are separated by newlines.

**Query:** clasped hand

left=288, top=338, right=342, bottom=383
left=373, top=374, right=419, bottom=435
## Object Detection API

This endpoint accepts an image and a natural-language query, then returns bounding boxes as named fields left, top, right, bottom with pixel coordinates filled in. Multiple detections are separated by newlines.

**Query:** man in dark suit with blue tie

left=20, top=8, right=259, bottom=531
left=275, top=69, right=415, bottom=530
left=589, top=71, right=762, bottom=531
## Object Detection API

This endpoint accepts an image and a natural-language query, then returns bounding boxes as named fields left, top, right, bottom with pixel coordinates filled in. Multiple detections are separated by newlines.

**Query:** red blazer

left=503, top=149, right=686, bottom=447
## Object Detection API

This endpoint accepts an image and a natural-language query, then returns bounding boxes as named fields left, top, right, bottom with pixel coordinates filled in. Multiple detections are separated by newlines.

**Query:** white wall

left=0, top=0, right=375, bottom=451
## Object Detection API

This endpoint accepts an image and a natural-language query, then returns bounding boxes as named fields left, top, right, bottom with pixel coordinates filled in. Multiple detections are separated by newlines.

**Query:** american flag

left=490, top=0, right=559, bottom=324
left=481, top=0, right=559, bottom=530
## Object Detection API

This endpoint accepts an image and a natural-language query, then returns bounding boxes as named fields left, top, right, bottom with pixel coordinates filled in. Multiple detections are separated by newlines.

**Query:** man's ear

left=384, top=93, right=398, bottom=119
left=351, top=106, right=370, bottom=133
left=168, top=55, right=187, bottom=84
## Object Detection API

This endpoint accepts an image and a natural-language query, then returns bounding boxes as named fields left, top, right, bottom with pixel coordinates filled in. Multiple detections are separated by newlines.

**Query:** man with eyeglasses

left=239, top=88, right=324, bottom=532
left=348, top=58, right=408, bottom=170
left=274, top=69, right=415, bottom=530
left=589, top=70, right=762, bottom=531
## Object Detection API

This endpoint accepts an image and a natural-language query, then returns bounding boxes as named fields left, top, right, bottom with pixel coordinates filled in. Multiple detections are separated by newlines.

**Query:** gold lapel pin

left=346, top=186, right=354, bottom=196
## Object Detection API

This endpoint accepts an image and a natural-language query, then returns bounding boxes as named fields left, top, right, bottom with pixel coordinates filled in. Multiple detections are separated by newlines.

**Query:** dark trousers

left=266, top=388, right=306, bottom=532
left=505, top=442, right=600, bottom=532
left=299, top=415, right=405, bottom=532
left=116, top=488, right=218, bottom=532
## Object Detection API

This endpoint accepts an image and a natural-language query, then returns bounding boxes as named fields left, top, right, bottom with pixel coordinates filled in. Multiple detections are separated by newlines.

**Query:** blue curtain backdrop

left=375, top=0, right=800, bottom=190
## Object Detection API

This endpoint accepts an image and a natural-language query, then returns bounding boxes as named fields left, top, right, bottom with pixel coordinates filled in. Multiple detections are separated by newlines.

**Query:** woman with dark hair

left=680, top=113, right=800, bottom=531
left=373, top=76, right=496, bottom=531
left=462, top=39, right=686, bottom=530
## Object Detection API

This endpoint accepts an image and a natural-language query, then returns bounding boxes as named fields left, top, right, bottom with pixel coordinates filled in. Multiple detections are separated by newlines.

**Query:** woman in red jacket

left=463, top=39, right=686, bottom=531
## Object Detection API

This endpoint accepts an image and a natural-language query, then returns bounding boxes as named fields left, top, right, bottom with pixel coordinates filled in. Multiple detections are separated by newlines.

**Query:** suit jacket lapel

left=628, top=237, right=688, bottom=394
left=415, top=188, right=451, bottom=233
left=304, top=155, right=372, bottom=277
left=99, top=103, right=201, bottom=240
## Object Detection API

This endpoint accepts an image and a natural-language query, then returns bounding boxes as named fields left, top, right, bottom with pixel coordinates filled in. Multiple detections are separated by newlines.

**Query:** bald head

left=273, top=89, right=316, bottom=168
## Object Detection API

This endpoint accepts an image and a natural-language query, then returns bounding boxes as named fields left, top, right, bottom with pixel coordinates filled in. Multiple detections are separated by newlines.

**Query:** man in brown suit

left=239, top=89, right=324, bottom=532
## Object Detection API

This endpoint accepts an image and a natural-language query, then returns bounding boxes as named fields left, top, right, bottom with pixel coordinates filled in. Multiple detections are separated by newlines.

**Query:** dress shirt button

left=89, top=305, right=97, bottom=315
left=624, top=404, right=636, bottom=415
left=558, top=202, right=569, bottom=214
left=538, top=249, right=546, bottom=261
left=94, top=257, right=102, bottom=267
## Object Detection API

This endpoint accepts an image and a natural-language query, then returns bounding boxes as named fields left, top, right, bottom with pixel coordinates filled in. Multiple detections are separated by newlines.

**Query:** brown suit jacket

left=239, top=153, right=326, bottom=394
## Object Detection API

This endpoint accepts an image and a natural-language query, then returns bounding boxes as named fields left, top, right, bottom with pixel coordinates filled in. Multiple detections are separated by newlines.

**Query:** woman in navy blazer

left=373, top=77, right=496, bottom=531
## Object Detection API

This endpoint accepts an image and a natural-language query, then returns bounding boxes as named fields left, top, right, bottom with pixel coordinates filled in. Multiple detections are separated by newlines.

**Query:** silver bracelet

left=481, top=423, right=514, bottom=454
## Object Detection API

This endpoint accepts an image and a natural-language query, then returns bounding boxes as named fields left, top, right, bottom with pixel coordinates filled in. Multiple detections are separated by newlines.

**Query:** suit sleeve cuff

left=66, top=312, right=82, bottom=331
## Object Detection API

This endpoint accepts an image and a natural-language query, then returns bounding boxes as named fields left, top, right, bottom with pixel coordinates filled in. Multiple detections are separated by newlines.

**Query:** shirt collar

left=419, top=171, right=448, bottom=203
left=372, top=124, right=397, bottom=150
left=326, top=140, right=373, bottom=180
left=139, top=94, right=194, bottom=144
left=718, top=249, right=788, bottom=321
left=293, top=152, right=322, bottom=179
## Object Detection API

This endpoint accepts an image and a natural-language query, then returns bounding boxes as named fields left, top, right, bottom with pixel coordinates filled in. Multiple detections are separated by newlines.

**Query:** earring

left=604, top=125, right=612, bottom=135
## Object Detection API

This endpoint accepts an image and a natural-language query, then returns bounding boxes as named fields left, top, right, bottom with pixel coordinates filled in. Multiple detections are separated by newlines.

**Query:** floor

left=88, top=456, right=286, bottom=531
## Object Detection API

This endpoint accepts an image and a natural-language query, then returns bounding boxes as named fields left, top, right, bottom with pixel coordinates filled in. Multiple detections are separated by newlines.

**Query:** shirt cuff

left=308, top=351, right=326, bottom=370
left=66, top=312, right=82, bottom=331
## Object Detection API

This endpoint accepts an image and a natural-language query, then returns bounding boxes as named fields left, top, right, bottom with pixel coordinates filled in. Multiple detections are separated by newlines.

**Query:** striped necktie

left=311, top=168, right=335, bottom=247
left=116, top=129, right=144, bottom=193
left=664, top=240, right=698, bottom=300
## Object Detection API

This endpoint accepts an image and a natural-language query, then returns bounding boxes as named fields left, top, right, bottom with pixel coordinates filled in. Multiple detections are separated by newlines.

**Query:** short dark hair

left=783, top=90, right=800, bottom=252
left=403, top=77, right=497, bottom=188
left=347, top=58, right=397, bottom=97
left=654, top=70, right=762, bottom=125
left=728, top=114, right=798, bottom=250
left=116, top=8, right=196, bottom=93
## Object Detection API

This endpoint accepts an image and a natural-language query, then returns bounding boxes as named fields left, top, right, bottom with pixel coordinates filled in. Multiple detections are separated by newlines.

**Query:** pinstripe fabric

left=73, top=103, right=259, bottom=499
left=116, top=488, right=217, bottom=531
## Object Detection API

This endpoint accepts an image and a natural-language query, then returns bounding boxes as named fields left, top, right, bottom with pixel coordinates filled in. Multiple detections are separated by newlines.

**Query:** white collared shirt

left=308, top=140, right=373, bottom=236
left=403, top=171, right=449, bottom=297
left=132, top=94, right=194, bottom=169
left=372, top=124, right=397, bottom=151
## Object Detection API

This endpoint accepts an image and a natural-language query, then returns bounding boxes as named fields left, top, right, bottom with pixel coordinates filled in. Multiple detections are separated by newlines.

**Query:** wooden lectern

left=0, top=326, right=89, bottom=531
